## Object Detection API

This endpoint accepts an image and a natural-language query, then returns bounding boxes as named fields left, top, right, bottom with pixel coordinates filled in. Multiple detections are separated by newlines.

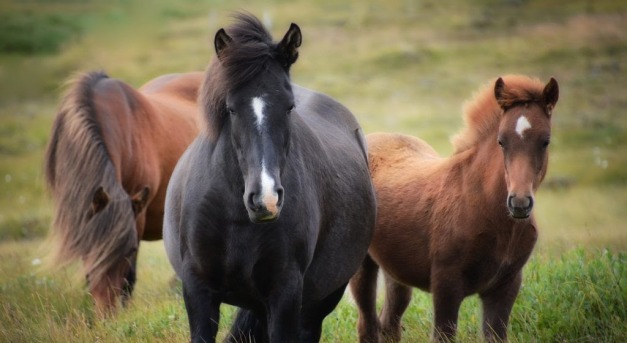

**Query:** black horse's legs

left=431, top=270, right=465, bottom=342
left=380, top=273, right=412, bottom=342
left=480, top=272, right=522, bottom=343
left=225, top=309, right=268, bottom=343
left=182, top=278, right=220, bottom=343
left=349, top=254, right=381, bottom=343
left=265, top=272, right=302, bottom=343
left=299, top=283, right=348, bottom=343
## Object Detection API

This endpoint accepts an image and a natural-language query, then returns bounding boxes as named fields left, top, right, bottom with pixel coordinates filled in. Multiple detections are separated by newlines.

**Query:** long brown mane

left=44, top=71, right=135, bottom=286
left=451, top=75, right=547, bottom=153
left=200, top=13, right=281, bottom=140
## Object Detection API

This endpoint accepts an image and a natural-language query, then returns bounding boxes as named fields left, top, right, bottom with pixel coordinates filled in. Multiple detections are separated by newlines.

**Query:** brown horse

left=44, top=71, right=202, bottom=314
left=350, top=75, right=559, bottom=342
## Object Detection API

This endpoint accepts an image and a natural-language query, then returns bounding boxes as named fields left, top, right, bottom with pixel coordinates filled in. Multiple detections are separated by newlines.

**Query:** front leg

left=480, top=272, right=522, bottom=343
left=182, top=275, right=221, bottom=343
left=265, top=270, right=303, bottom=343
left=431, top=267, right=465, bottom=342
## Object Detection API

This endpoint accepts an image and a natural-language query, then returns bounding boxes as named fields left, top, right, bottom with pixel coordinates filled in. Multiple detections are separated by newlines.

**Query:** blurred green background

left=0, top=0, right=625, bottom=342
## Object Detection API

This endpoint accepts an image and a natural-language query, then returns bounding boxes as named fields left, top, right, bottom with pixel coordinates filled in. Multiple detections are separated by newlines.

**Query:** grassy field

left=0, top=0, right=625, bottom=341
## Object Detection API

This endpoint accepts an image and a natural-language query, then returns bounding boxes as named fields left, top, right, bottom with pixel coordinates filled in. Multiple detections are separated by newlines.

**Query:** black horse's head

left=207, top=14, right=302, bottom=223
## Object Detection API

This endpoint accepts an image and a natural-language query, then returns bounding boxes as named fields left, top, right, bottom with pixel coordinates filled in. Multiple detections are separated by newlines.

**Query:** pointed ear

left=494, top=77, right=508, bottom=110
left=214, top=28, right=232, bottom=59
left=92, top=186, right=109, bottom=214
left=131, top=186, right=149, bottom=215
left=543, top=77, right=559, bottom=116
left=277, top=23, right=302, bottom=68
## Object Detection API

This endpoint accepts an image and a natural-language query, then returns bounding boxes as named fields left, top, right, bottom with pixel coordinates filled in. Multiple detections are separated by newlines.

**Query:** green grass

left=0, top=0, right=626, bottom=341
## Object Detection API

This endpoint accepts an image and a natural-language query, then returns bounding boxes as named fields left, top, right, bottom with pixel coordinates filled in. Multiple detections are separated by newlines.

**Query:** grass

left=0, top=0, right=626, bottom=341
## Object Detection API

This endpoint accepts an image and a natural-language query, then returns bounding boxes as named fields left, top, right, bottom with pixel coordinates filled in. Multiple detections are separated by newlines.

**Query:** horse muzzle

left=507, top=194, right=533, bottom=219
left=245, top=187, right=284, bottom=223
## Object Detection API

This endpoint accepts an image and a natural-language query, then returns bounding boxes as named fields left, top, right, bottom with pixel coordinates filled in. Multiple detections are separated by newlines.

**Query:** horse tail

left=44, top=71, right=136, bottom=285
left=225, top=309, right=266, bottom=343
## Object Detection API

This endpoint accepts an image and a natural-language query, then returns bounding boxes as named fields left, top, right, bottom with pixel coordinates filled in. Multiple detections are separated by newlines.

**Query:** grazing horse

left=163, top=13, right=376, bottom=343
left=350, top=75, right=559, bottom=342
left=44, top=71, right=202, bottom=314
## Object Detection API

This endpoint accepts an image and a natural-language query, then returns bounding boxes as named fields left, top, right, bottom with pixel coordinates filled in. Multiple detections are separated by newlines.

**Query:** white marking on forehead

left=260, top=162, right=279, bottom=210
left=515, top=116, right=532, bottom=139
left=252, top=97, right=266, bottom=131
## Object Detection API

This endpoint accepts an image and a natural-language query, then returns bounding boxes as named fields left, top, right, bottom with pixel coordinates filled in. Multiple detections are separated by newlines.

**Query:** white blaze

left=252, top=97, right=265, bottom=132
left=515, top=116, right=532, bottom=139
left=252, top=96, right=278, bottom=212
left=260, top=163, right=278, bottom=211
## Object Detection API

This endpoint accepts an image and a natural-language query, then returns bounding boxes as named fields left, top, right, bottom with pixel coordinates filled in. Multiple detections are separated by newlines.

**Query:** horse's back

left=367, top=132, right=440, bottom=176
left=293, top=85, right=369, bottom=162
left=140, top=72, right=204, bottom=103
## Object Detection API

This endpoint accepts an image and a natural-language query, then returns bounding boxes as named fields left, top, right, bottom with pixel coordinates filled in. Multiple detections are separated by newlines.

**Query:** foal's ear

left=91, top=186, right=109, bottom=214
left=214, top=28, right=233, bottom=60
left=277, top=23, right=302, bottom=68
left=542, top=77, right=559, bottom=116
left=494, top=77, right=508, bottom=109
left=131, top=186, right=150, bottom=216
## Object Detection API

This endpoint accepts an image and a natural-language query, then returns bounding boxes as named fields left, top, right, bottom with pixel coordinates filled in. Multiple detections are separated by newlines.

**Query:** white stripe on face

left=260, top=162, right=279, bottom=212
left=252, top=96, right=278, bottom=212
left=515, top=115, right=532, bottom=139
left=252, top=97, right=265, bottom=132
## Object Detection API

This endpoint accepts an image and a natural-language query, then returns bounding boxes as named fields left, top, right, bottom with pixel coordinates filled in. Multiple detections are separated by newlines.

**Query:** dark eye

left=227, top=107, right=236, bottom=116
left=287, top=104, right=295, bottom=114
left=542, top=140, right=550, bottom=149
left=497, top=139, right=504, bottom=149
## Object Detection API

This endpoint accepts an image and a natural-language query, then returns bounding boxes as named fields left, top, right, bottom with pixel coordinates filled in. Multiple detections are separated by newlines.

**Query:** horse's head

left=83, top=185, right=148, bottom=314
left=211, top=16, right=301, bottom=223
left=495, top=77, right=559, bottom=219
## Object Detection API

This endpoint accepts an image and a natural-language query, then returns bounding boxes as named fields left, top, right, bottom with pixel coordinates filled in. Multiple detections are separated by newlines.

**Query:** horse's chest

left=190, top=227, right=289, bottom=299
left=464, top=225, right=537, bottom=293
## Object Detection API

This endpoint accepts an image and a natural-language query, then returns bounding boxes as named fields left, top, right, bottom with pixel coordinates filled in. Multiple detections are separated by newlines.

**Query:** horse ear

left=543, top=77, right=559, bottom=116
left=277, top=23, right=302, bottom=68
left=494, top=77, right=508, bottom=110
left=131, top=186, right=150, bottom=215
left=92, top=186, right=109, bottom=214
left=214, top=28, right=232, bottom=59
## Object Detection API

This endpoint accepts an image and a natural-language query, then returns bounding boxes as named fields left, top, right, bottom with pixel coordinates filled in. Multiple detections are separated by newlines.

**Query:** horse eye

left=227, top=107, right=236, bottom=116
left=287, top=105, right=295, bottom=114
left=542, top=140, right=550, bottom=149
left=497, top=139, right=504, bottom=148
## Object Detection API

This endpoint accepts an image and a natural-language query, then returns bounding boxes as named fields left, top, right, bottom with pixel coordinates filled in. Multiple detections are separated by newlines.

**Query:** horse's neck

left=457, top=141, right=508, bottom=209
left=97, top=97, right=158, bottom=185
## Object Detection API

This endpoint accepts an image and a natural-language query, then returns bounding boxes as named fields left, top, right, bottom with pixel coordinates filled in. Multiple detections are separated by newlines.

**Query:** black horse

left=163, top=13, right=376, bottom=343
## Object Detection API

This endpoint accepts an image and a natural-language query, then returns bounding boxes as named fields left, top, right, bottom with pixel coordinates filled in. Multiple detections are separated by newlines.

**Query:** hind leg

left=480, top=272, right=522, bottom=343
left=225, top=309, right=267, bottom=343
left=379, top=273, right=412, bottom=342
left=299, top=283, right=348, bottom=343
left=349, top=254, right=381, bottom=343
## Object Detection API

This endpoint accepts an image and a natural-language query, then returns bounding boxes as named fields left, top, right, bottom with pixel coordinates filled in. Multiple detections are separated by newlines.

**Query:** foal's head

left=495, top=77, right=559, bottom=219
left=205, top=14, right=302, bottom=223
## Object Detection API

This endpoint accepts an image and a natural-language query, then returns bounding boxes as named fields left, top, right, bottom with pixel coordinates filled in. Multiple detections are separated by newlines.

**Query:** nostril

left=247, top=192, right=260, bottom=212
left=526, top=196, right=534, bottom=210
left=276, top=187, right=284, bottom=207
